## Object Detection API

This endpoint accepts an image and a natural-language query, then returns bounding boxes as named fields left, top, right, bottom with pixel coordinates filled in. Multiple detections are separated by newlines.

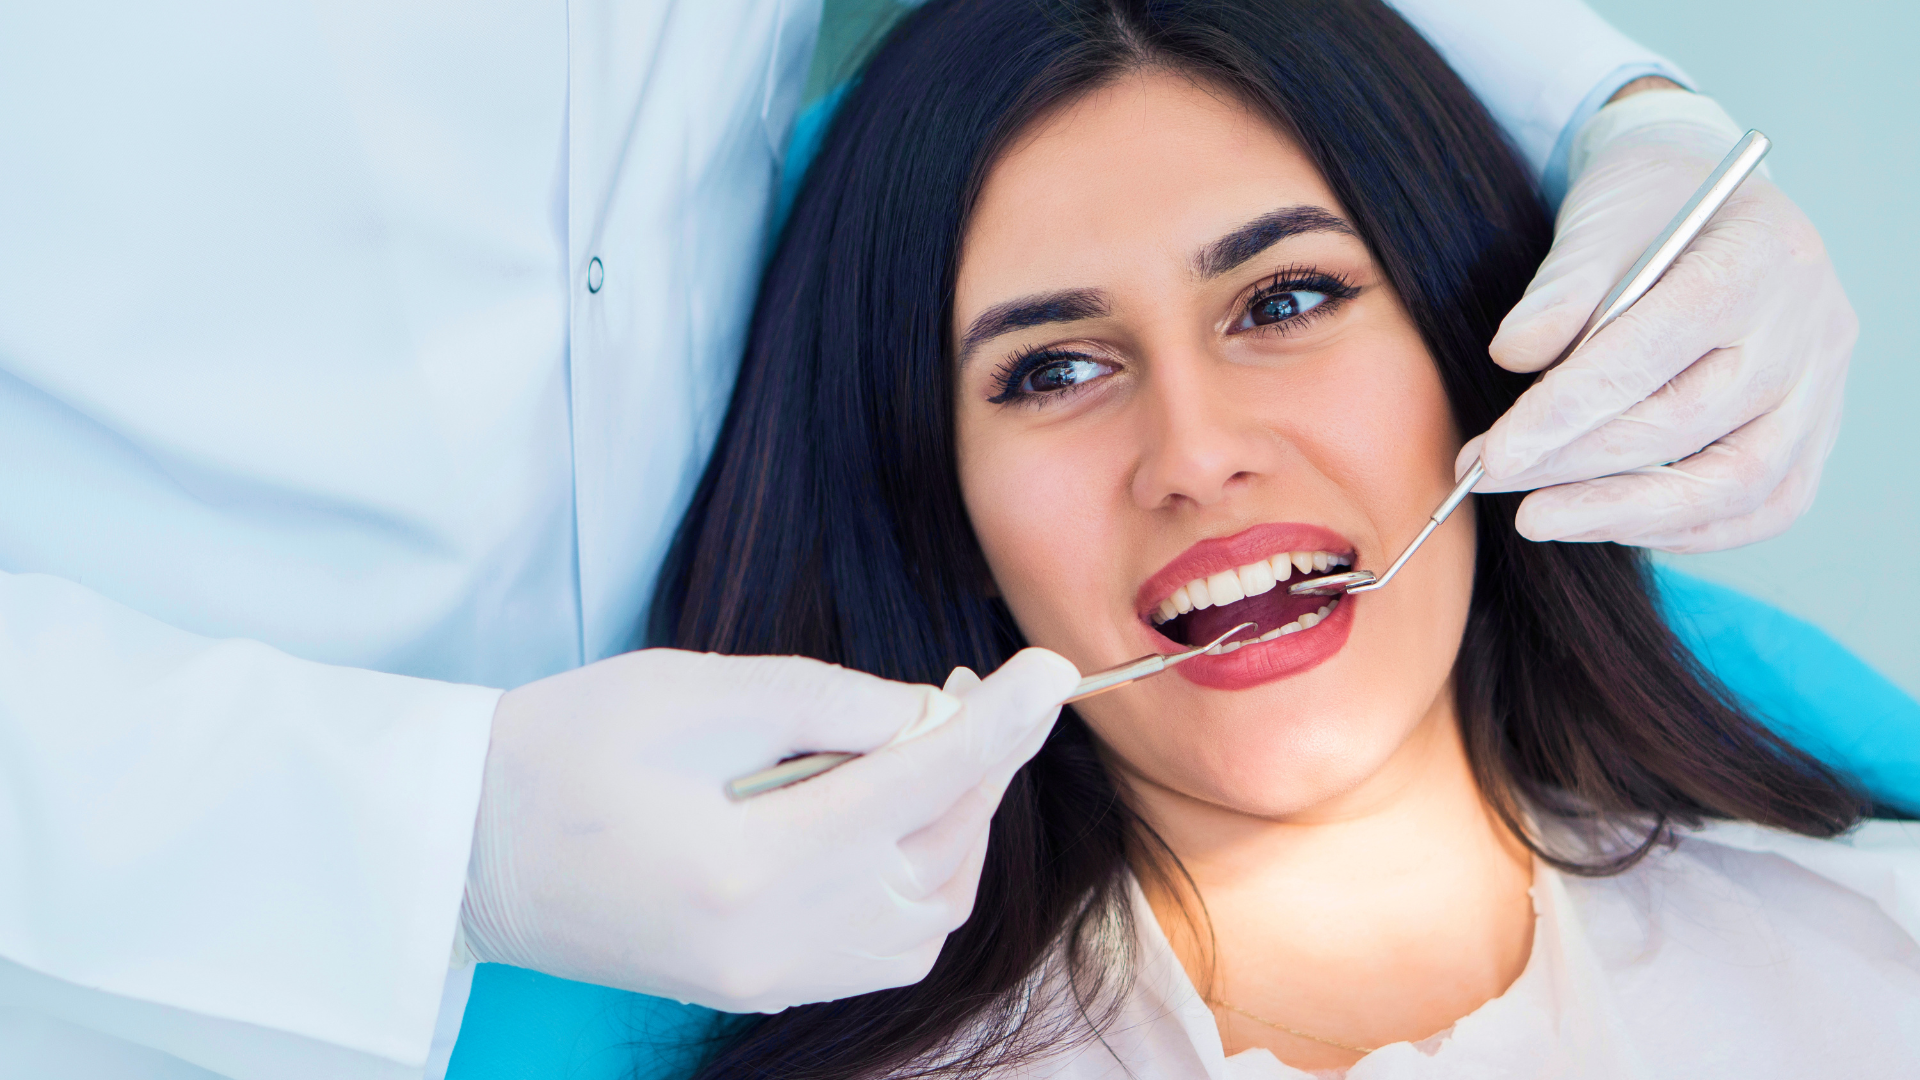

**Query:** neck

left=1121, top=681, right=1535, bottom=1070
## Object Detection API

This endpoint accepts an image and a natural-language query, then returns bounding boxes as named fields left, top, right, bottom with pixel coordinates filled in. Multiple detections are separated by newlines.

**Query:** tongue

left=1182, top=587, right=1328, bottom=647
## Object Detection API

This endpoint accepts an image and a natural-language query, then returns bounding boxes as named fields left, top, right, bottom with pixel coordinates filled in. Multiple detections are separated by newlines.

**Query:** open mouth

left=1146, top=548, right=1352, bottom=654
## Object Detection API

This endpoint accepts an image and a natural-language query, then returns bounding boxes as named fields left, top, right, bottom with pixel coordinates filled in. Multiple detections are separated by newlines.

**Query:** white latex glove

left=459, top=646, right=1078, bottom=1012
left=1460, top=90, right=1856, bottom=553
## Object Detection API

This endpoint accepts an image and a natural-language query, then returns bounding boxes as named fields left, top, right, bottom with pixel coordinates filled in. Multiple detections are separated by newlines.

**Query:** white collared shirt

left=1005, top=821, right=1920, bottom=1079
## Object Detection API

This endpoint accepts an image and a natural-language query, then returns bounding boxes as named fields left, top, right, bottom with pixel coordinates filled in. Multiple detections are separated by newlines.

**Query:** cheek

left=957, top=413, right=1134, bottom=662
left=958, top=450, right=1046, bottom=591
left=1295, top=339, right=1461, bottom=497
left=1082, top=336, right=1473, bottom=814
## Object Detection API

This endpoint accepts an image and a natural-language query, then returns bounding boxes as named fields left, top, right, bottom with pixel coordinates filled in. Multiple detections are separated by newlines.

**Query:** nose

left=1128, top=347, right=1280, bottom=512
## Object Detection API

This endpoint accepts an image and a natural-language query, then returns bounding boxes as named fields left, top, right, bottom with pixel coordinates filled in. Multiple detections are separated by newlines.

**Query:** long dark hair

left=651, top=0, right=1865, bottom=1074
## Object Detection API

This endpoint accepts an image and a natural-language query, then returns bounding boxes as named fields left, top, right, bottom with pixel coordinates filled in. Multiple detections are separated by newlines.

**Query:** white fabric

left=1387, top=0, right=1691, bottom=203
left=0, top=573, right=501, bottom=1080
left=425, top=967, right=477, bottom=1080
left=0, top=0, right=818, bottom=1077
left=1008, top=821, right=1920, bottom=1078
left=0, top=0, right=1714, bottom=1076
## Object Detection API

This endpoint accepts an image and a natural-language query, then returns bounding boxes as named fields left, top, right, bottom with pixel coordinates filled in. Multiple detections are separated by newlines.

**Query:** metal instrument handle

left=1065, top=655, right=1168, bottom=703
left=1555, top=130, right=1771, bottom=365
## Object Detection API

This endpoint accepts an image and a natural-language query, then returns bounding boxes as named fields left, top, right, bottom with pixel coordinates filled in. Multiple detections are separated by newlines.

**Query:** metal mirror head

left=1287, top=569, right=1375, bottom=597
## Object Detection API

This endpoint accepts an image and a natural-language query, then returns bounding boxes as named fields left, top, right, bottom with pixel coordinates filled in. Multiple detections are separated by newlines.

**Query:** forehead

left=958, top=69, right=1341, bottom=306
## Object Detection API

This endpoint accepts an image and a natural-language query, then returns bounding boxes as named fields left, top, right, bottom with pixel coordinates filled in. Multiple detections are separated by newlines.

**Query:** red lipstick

left=1137, top=522, right=1358, bottom=691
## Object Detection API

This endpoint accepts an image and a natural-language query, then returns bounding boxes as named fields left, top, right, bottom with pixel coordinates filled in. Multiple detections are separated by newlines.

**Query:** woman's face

left=954, top=69, right=1476, bottom=819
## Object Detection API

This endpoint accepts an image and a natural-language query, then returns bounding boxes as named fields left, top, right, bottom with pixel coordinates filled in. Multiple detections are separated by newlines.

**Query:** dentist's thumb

left=906, top=648, right=1079, bottom=774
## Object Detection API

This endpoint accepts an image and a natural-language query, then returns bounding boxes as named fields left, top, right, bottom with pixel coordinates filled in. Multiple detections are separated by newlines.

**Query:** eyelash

left=987, top=343, right=1101, bottom=407
left=1239, top=265, right=1360, bottom=336
left=986, top=264, right=1361, bottom=406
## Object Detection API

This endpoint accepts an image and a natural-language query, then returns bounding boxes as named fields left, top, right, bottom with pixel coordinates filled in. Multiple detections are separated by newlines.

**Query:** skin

left=1607, top=74, right=1683, bottom=102
left=951, top=69, right=1533, bottom=1069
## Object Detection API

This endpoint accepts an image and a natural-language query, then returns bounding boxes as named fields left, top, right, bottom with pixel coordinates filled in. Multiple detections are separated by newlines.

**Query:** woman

left=651, top=0, right=1920, bottom=1075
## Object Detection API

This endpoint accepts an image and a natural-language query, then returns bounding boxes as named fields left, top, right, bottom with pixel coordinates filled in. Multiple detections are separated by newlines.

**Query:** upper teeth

left=1151, top=550, right=1352, bottom=624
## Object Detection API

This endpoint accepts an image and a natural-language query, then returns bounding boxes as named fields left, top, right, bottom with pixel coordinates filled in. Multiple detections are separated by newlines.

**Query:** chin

left=1105, top=688, right=1410, bottom=820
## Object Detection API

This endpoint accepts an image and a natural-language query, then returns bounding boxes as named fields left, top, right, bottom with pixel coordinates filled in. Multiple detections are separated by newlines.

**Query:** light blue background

left=1586, top=0, right=1919, bottom=696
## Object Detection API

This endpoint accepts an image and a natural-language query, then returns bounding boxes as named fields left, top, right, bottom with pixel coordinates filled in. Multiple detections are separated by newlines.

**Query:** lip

left=1157, top=592, right=1355, bottom=690
left=1132, top=522, right=1359, bottom=692
left=1134, top=521, right=1356, bottom=615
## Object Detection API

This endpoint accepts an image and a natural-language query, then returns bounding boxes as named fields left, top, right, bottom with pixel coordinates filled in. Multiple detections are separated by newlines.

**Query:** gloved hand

left=458, top=646, right=1078, bottom=1012
left=1459, top=90, right=1856, bottom=553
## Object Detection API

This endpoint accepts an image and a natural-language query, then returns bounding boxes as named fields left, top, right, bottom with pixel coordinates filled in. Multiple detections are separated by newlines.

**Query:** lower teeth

left=1208, top=599, right=1339, bottom=654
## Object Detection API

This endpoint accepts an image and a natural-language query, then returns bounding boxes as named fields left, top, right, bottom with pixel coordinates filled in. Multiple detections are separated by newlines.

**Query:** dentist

left=0, top=1, right=1858, bottom=1078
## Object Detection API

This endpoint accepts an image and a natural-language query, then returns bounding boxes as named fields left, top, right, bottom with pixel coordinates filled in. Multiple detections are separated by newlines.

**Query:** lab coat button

left=587, top=257, right=604, bottom=293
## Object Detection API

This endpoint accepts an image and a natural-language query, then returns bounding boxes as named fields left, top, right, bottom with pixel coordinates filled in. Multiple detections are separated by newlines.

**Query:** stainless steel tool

left=1288, top=129, right=1773, bottom=600
left=725, top=622, right=1257, bottom=799
left=1062, top=621, right=1257, bottom=703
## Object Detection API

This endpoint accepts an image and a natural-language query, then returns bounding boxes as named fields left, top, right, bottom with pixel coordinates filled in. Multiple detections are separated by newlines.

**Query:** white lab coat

left=0, top=2, right=1682, bottom=1078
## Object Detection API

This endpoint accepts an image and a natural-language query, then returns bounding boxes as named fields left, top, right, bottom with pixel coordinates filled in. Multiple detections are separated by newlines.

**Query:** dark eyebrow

left=957, top=287, right=1109, bottom=366
left=1193, top=206, right=1356, bottom=278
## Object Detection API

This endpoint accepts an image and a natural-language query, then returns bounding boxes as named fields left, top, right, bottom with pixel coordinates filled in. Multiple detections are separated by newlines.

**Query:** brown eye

left=1238, top=288, right=1330, bottom=330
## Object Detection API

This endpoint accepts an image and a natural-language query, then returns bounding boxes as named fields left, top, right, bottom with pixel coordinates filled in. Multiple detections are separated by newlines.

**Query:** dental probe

left=1289, top=129, right=1774, bottom=600
left=725, top=622, right=1256, bottom=799
left=1063, top=621, right=1258, bottom=703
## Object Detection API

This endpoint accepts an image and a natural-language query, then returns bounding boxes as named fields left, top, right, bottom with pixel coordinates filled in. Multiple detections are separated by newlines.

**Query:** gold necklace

left=1209, top=998, right=1378, bottom=1055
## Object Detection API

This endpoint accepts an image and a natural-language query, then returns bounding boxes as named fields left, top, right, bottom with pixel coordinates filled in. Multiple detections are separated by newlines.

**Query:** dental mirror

left=1287, top=130, right=1772, bottom=601
left=1288, top=460, right=1482, bottom=598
